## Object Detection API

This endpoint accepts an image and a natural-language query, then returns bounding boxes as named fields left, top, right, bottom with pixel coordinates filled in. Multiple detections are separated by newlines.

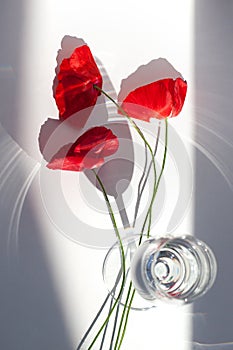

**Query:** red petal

left=47, top=155, right=85, bottom=171
left=74, top=126, right=119, bottom=156
left=55, top=45, right=102, bottom=120
left=120, top=78, right=187, bottom=121
left=47, top=126, right=119, bottom=172
left=171, top=77, right=188, bottom=116
left=47, top=155, right=104, bottom=171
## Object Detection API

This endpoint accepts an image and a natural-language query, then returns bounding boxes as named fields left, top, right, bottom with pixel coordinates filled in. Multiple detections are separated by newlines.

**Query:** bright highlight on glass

left=130, top=235, right=217, bottom=304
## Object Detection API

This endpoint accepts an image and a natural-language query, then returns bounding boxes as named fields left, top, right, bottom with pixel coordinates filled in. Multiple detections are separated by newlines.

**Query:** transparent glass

left=103, top=234, right=217, bottom=308
left=130, top=235, right=217, bottom=304
left=103, top=234, right=155, bottom=310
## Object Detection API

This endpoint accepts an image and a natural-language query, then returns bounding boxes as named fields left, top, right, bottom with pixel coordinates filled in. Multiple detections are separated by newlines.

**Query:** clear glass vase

left=130, top=235, right=217, bottom=304
left=103, top=234, right=217, bottom=308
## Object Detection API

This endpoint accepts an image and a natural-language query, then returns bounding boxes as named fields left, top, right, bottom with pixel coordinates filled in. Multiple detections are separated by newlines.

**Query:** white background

left=1, top=0, right=233, bottom=349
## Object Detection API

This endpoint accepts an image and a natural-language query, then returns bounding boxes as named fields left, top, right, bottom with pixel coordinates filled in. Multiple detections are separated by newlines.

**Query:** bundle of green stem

left=76, top=87, right=168, bottom=350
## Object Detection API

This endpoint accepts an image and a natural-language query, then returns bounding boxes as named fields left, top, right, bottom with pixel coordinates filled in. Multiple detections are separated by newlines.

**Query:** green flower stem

left=99, top=294, right=114, bottom=349
left=115, top=118, right=169, bottom=349
left=93, top=84, right=157, bottom=237
left=77, top=291, right=111, bottom=350
left=133, top=141, right=148, bottom=227
left=117, top=288, right=136, bottom=350
left=133, top=123, right=161, bottom=228
left=147, top=210, right=152, bottom=237
left=93, top=85, right=168, bottom=350
left=109, top=257, right=131, bottom=349
left=113, top=281, right=133, bottom=349
left=87, top=170, right=126, bottom=350
left=140, top=117, right=168, bottom=240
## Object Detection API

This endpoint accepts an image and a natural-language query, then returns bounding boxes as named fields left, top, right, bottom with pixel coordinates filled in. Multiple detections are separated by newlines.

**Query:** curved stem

left=117, top=288, right=136, bottom=350
left=116, top=119, right=169, bottom=349
left=109, top=267, right=130, bottom=349
left=76, top=292, right=112, bottom=350
left=113, top=281, right=133, bottom=349
left=93, top=85, right=157, bottom=235
left=85, top=170, right=126, bottom=350
left=93, top=86, right=168, bottom=350
left=133, top=141, right=148, bottom=227
left=133, top=122, right=161, bottom=227
left=140, top=117, right=168, bottom=241
left=147, top=210, right=152, bottom=238
left=99, top=294, right=115, bottom=350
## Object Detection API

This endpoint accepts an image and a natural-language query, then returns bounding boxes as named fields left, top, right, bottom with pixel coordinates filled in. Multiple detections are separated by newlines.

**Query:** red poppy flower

left=55, top=45, right=103, bottom=120
left=119, top=78, right=187, bottom=122
left=47, top=126, right=119, bottom=171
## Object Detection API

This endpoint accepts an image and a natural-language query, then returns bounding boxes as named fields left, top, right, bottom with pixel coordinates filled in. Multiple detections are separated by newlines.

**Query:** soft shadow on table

left=118, top=57, right=183, bottom=102
left=0, top=2, right=72, bottom=349
left=193, top=0, right=233, bottom=345
left=0, top=129, right=73, bottom=350
left=118, top=59, right=192, bottom=233
left=86, top=57, right=186, bottom=227
left=39, top=35, right=134, bottom=227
